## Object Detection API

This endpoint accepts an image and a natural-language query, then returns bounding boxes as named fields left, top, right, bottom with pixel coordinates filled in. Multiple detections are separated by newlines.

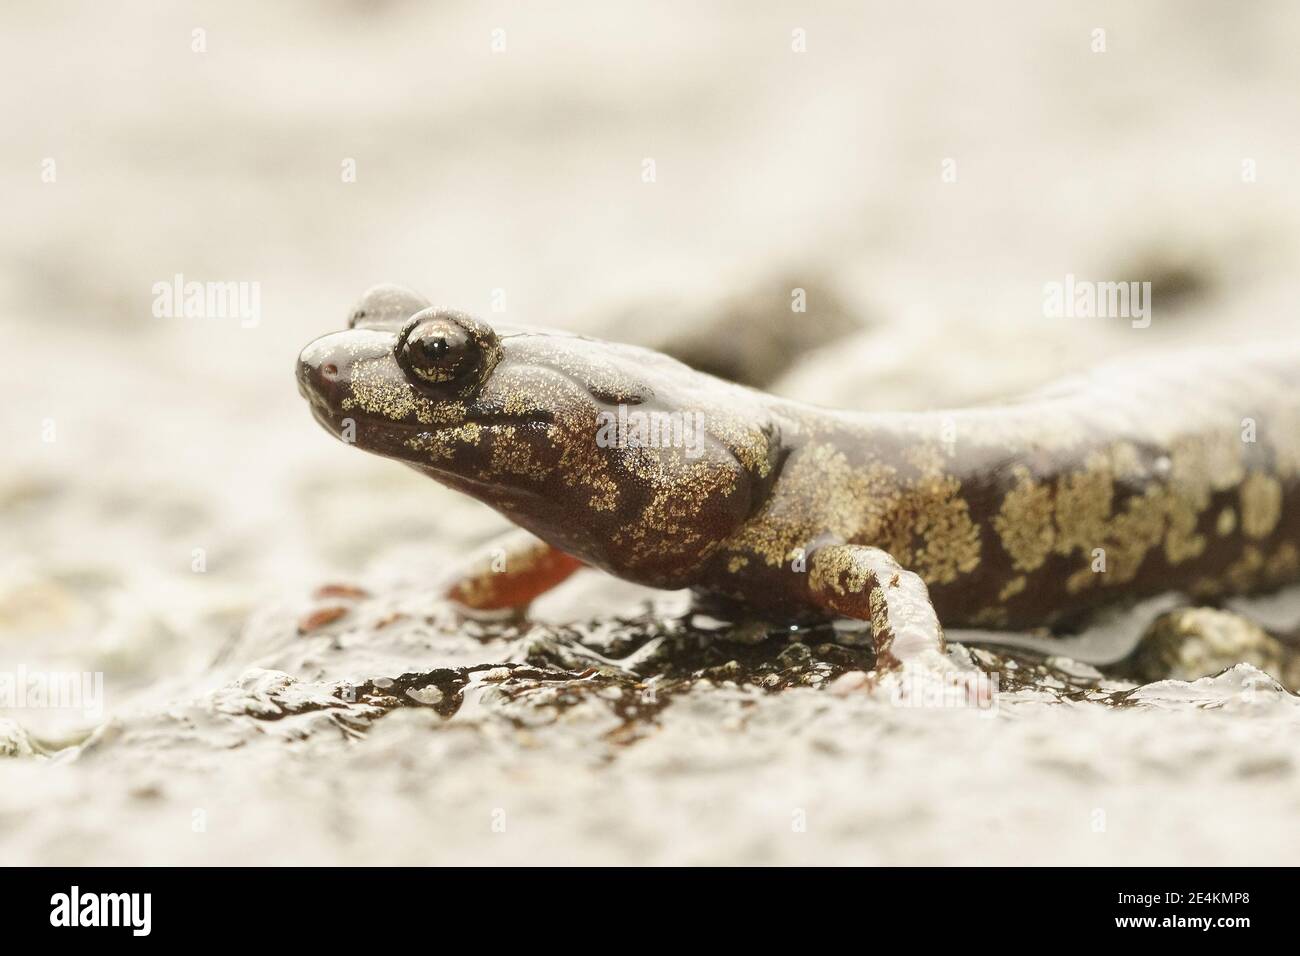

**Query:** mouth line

left=462, top=409, right=554, bottom=429
left=306, top=396, right=343, bottom=432
left=304, top=387, right=555, bottom=438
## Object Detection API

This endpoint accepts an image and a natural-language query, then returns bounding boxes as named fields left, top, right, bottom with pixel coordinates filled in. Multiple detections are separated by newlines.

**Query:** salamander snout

left=296, top=308, right=504, bottom=441
left=295, top=328, right=391, bottom=417
left=297, top=335, right=344, bottom=404
left=296, top=347, right=336, bottom=404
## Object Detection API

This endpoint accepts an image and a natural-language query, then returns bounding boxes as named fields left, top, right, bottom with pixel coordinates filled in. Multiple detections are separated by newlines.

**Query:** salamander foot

left=444, top=529, right=583, bottom=612
left=810, top=544, right=992, bottom=707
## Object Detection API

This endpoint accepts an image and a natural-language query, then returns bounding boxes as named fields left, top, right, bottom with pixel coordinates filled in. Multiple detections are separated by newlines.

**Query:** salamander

left=297, top=284, right=1300, bottom=673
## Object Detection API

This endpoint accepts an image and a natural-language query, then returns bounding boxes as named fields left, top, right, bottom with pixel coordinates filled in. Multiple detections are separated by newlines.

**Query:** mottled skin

left=298, top=285, right=1300, bottom=669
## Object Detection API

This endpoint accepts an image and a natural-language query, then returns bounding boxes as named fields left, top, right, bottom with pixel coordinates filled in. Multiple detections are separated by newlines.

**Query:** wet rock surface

left=6, top=581, right=1300, bottom=865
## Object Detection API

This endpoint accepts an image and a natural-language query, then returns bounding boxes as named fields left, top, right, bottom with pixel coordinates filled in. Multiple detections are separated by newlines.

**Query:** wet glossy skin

left=299, top=291, right=779, bottom=592
left=299, top=286, right=1300, bottom=631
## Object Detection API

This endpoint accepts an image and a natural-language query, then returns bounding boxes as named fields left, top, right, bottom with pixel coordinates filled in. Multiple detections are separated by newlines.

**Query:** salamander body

left=298, top=286, right=1300, bottom=666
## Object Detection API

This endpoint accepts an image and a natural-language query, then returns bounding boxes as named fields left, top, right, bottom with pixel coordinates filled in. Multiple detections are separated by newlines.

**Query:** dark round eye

left=397, top=317, right=480, bottom=385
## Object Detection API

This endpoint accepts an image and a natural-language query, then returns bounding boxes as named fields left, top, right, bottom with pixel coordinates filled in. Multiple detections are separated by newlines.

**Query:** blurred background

left=3, top=1, right=1299, bottom=864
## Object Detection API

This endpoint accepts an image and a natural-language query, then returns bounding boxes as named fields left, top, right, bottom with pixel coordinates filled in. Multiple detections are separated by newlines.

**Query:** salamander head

left=297, top=286, right=779, bottom=586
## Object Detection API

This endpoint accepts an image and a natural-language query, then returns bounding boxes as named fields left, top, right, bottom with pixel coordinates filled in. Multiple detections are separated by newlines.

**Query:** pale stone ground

left=3, top=1, right=1300, bottom=865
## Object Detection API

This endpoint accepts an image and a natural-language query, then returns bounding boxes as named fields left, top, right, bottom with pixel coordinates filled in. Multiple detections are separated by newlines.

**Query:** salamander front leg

left=808, top=544, right=948, bottom=672
left=445, top=529, right=583, bottom=612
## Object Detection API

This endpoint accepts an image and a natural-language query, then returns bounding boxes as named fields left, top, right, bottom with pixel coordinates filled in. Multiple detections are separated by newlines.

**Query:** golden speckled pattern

left=706, top=341, right=1300, bottom=626
left=299, top=300, right=1300, bottom=634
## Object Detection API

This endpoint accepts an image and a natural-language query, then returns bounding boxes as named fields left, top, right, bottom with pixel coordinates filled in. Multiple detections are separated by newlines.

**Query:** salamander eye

left=398, top=316, right=480, bottom=385
left=395, top=308, right=502, bottom=397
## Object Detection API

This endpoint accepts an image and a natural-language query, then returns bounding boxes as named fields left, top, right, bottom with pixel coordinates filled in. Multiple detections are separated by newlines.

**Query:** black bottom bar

left=0, top=866, right=1284, bottom=939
